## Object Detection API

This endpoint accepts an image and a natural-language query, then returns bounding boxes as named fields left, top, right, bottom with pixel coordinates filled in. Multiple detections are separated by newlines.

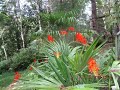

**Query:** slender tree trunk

left=91, top=0, right=98, bottom=33
left=1, top=35, right=8, bottom=60
left=35, top=0, right=42, bottom=32
left=114, top=0, right=120, bottom=31
left=20, top=16, right=25, bottom=48
left=96, top=0, right=106, bottom=35
left=17, top=0, right=25, bottom=48
left=2, top=46, right=7, bottom=60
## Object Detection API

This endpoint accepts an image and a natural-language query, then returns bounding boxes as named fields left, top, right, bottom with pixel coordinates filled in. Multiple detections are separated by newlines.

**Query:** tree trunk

left=96, top=0, right=106, bottom=35
left=1, top=35, right=8, bottom=60
left=20, top=17, right=25, bottom=48
left=91, top=0, right=98, bottom=33
left=17, top=0, right=25, bottom=48
left=35, top=0, right=42, bottom=32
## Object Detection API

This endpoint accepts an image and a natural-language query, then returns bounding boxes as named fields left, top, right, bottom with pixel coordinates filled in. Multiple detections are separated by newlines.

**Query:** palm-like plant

left=48, top=37, right=106, bottom=86
left=10, top=35, right=110, bottom=90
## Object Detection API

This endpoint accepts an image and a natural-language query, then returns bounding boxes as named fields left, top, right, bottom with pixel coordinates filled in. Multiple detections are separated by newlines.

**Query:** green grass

left=0, top=71, right=14, bottom=87
left=0, top=70, right=27, bottom=88
left=0, top=69, right=31, bottom=90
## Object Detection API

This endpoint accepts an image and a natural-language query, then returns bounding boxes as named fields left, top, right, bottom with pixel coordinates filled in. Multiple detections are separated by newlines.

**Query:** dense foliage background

left=0, top=0, right=120, bottom=90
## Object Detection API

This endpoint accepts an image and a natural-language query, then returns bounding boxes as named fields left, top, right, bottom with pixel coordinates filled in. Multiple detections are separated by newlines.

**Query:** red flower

left=59, top=30, right=68, bottom=36
left=54, top=52, right=61, bottom=58
left=68, top=27, right=75, bottom=31
left=75, top=32, right=87, bottom=45
left=88, top=57, right=99, bottom=77
left=29, top=66, right=33, bottom=70
left=33, top=59, right=36, bottom=63
left=47, top=35, right=54, bottom=42
left=14, top=72, right=21, bottom=82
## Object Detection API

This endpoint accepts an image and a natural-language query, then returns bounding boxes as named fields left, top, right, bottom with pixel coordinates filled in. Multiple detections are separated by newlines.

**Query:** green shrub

left=0, top=60, right=11, bottom=73
left=10, top=48, right=36, bottom=71
left=0, top=71, right=14, bottom=87
left=0, top=47, right=37, bottom=73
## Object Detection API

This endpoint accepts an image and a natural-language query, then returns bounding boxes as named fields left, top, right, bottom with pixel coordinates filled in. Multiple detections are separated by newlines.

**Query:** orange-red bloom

left=88, top=57, right=99, bottom=77
left=54, top=52, right=61, bottom=58
left=14, top=72, right=21, bottom=82
left=47, top=35, right=54, bottom=42
left=68, top=27, right=75, bottom=31
left=29, top=66, right=33, bottom=70
left=75, top=32, right=87, bottom=45
left=59, top=30, right=68, bottom=36
left=33, top=59, right=36, bottom=63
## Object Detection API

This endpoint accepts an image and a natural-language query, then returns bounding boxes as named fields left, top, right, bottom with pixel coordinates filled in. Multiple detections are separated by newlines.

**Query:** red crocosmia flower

left=29, top=66, right=33, bottom=70
left=54, top=52, right=61, bottom=58
left=14, top=72, right=21, bottom=82
left=68, top=26, right=75, bottom=31
left=47, top=35, right=54, bottom=42
left=88, top=57, right=99, bottom=77
left=33, top=59, right=36, bottom=63
left=59, top=30, right=68, bottom=36
left=75, top=32, right=87, bottom=45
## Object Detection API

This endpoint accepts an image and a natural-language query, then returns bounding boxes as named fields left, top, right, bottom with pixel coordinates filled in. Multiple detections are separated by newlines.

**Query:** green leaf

left=68, top=46, right=81, bottom=59
left=31, top=66, right=60, bottom=85
left=48, top=59, right=66, bottom=85
left=81, top=36, right=101, bottom=70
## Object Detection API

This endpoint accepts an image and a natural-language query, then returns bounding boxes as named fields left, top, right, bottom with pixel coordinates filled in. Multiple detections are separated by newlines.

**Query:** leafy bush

left=0, top=60, right=11, bottom=73
left=0, top=47, right=37, bottom=73
left=40, top=11, right=76, bottom=29
left=0, top=71, right=14, bottom=87
left=10, top=48, right=36, bottom=71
